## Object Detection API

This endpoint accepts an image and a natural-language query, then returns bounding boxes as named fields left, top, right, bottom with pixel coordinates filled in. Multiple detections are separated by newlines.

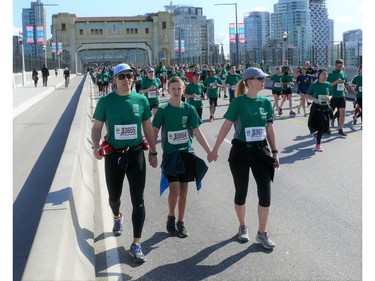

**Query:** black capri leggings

left=228, top=142, right=272, bottom=207
left=104, top=148, right=146, bottom=238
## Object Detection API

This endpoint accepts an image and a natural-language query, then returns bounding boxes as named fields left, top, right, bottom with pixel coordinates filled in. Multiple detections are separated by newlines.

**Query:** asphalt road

left=13, top=79, right=363, bottom=281
left=93, top=87, right=362, bottom=281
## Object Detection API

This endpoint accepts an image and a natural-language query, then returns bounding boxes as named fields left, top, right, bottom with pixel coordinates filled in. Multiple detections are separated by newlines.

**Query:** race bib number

left=358, top=86, right=362, bottom=92
left=114, top=124, right=138, bottom=140
left=318, top=95, right=329, bottom=105
left=245, top=127, right=267, bottom=142
left=148, top=91, right=157, bottom=98
left=136, top=76, right=142, bottom=81
left=274, top=82, right=281, bottom=88
left=210, top=83, right=217, bottom=89
left=231, top=85, right=237, bottom=90
left=103, top=77, right=108, bottom=82
left=337, top=83, right=345, bottom=91
left=168, top=130, right=189, bottom=145
left=194, top=95, right=201, bottom=101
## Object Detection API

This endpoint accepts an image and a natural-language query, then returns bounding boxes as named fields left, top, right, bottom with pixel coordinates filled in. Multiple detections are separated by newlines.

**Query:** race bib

left=168, top=129, right=189, bottom=145
left=148, top=91, right=157, bottom=98
left=318, top=95, right=329, bottom=105
left=337, top=83, right=345, bottom=91
left=274, top=82, right=281, bottom=88
left=194, top=95, right=201, bottom=101
left=114, top=124, right=138, bottom=140
left=210, top=83, right=217, bottom=89
left=136, top=76, right=142, bottom=81
left=358, top=86, right=362, bottom=92
left=231, top=85, right=237, bottom=90
left=245, top=127, right=267, bottom=142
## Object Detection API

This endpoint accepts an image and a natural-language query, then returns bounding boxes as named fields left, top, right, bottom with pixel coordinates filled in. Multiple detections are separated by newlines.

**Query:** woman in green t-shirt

left=208, top=67, right=279, bottom=250
left=306, top=68, right=332, bottom=152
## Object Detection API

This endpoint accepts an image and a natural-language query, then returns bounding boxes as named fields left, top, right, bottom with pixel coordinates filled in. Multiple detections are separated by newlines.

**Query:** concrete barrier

left=21, top=75, right=96, bottom=281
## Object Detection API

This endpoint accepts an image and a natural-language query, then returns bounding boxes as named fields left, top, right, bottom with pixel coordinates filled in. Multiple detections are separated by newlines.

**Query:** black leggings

left=228, top=143, right=272, bottom=207
left=104, top=148, right=146, bottom=238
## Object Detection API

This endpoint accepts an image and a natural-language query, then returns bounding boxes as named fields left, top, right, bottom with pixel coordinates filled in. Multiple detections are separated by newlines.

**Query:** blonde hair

left=235, top=79, right=247, bottom=97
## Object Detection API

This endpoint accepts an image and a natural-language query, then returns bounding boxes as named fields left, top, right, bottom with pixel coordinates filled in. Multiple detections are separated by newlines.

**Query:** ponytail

left=235, top=79, right=246, bottom=97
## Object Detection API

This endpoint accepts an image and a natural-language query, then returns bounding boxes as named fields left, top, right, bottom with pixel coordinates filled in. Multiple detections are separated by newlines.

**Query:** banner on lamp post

left=58, top=42, right=62, bottom=54
left=26, top=26, right=34, bottom=44
left=229, top=23, right=236, bottom=43
left=36, top=25, right=44, bottom=44
left=51, top=42, right=56, bottom=53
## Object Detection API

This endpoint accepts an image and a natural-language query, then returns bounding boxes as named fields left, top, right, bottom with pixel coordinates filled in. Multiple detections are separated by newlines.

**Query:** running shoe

left=209, top=116, right=213, bottom=122
left=313, top=144, right=323, bottom=152
left=112, top=212, right=123, bottom=236
left=289, top=111, right=296, bottom=116
left=224, top=95, right=228, bottom=98
left=304, top=113, right=309, bottom=117
left=338, top=129, right=347, bottom=136
left=237, top=225, right=249, bottom=242
left=129, top=243, right=146, bottom=263
left=278, top=108, right=283, bottom=116
left=256, top=232, right=275, bottom=249
left=166, top=215, right=176, bottom=235
left=176, top=221, right=189, bottom=238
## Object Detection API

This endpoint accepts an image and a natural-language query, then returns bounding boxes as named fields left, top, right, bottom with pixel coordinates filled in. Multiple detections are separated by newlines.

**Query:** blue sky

left=10, top=0, right=364, bottom=54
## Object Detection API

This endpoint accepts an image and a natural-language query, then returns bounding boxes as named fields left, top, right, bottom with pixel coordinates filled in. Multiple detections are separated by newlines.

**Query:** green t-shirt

left=101, top=71, right=110, bottom=83
left=327, top=69, right=348, bottom=98
left=152, top=102, right=201, bottom=154
left=155, top=66, right=167, bottom=78
left=351, top=74, right=362, bottom=98
left=225, top=73, right=241, bottom=92
left=270, top=74, right=283, bottom=91
left=282, top=74, right=294, bottom=88
left=93, top=91, right=151, bottom=149
left=307, top=81, right=332, bottom=111
left=185, top=82, right=205, bottom=109
left=224, top=95, right=273, bottom=143
left=219, top=69, right=227, bottom=80
left=203, top=76, right=222, bottom=98
left=134, top=73, right=144, bottom=85
left=141, top=77, right=162, bottom=106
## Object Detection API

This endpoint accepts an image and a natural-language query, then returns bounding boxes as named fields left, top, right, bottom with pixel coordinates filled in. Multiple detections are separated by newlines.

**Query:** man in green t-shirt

left=351, top=65, right=362, bottom=125
left=203, top=68, right=222, bottom=122
left=91, top=63, right=158, bottom=263
left=140, top=67, right=163, bottom=116
left=327, top=59, right=348, bottom=136
left=225, top=65, right=241, bottom=103
left=184, top=71, right=205, bottom=120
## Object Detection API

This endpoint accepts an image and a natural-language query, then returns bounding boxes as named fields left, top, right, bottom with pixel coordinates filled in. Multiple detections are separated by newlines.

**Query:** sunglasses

left=117, top=73, right=133, bottom=80
left=249, top=77, right=265, bottom=81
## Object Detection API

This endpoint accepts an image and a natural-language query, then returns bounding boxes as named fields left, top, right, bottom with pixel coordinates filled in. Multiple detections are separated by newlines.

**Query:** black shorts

left=272, top=89, right=282, bottom=95
left=166, top=152, right=195, bottom=183
left=282, top=88, right=292, bottom=95
left=330, top=97, right=346, bottom=109
left=209, top=97, right=218, bottom=106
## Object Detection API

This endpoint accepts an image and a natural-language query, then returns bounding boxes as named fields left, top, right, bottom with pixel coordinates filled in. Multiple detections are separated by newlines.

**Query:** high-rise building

left=309, top=0, right=329, bottom=66
left=270, top=0, right=313, bottom=66
left=343, top=29, right=362, bottom=67
left=22, top=0, right=47, bottom=58
left=243, top=11, right=270, bottom=64
left=165, top=3, right=214, bottom=64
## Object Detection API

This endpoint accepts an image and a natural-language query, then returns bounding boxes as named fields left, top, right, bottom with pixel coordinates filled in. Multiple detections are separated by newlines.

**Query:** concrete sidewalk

left=13, top=75, right=72, bottom=119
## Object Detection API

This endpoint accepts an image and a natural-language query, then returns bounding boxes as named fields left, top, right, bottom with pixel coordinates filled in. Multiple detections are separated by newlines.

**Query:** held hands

left=148, top=153, right=158, bottom=168
left=93, top=147, right=104, bottom=160
left=207, top=150, right=219, bottom=163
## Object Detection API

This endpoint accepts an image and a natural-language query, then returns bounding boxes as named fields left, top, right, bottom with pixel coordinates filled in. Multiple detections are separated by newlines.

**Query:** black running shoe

left=176, top=221, right=189, bottom=238
left=166, top=216, right=176, bottom=235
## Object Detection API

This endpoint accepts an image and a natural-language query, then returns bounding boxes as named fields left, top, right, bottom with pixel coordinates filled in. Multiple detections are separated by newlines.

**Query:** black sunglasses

left=249, top=77, right=265, bottom=81
left=117, top=73, right=133, bottom=80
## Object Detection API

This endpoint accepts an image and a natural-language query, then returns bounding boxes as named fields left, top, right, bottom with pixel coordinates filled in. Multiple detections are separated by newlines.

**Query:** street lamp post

left=282, top=31, right=288, bottom=64
left=18, top=33, right=26, bottom=86
left=214, top=3, right=239, bottom=66
left=43, top=44, right=47, bottom=67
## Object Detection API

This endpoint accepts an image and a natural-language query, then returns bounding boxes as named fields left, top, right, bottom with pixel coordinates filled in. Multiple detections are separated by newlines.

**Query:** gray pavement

left=13, top=74, right=74, bottom=119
